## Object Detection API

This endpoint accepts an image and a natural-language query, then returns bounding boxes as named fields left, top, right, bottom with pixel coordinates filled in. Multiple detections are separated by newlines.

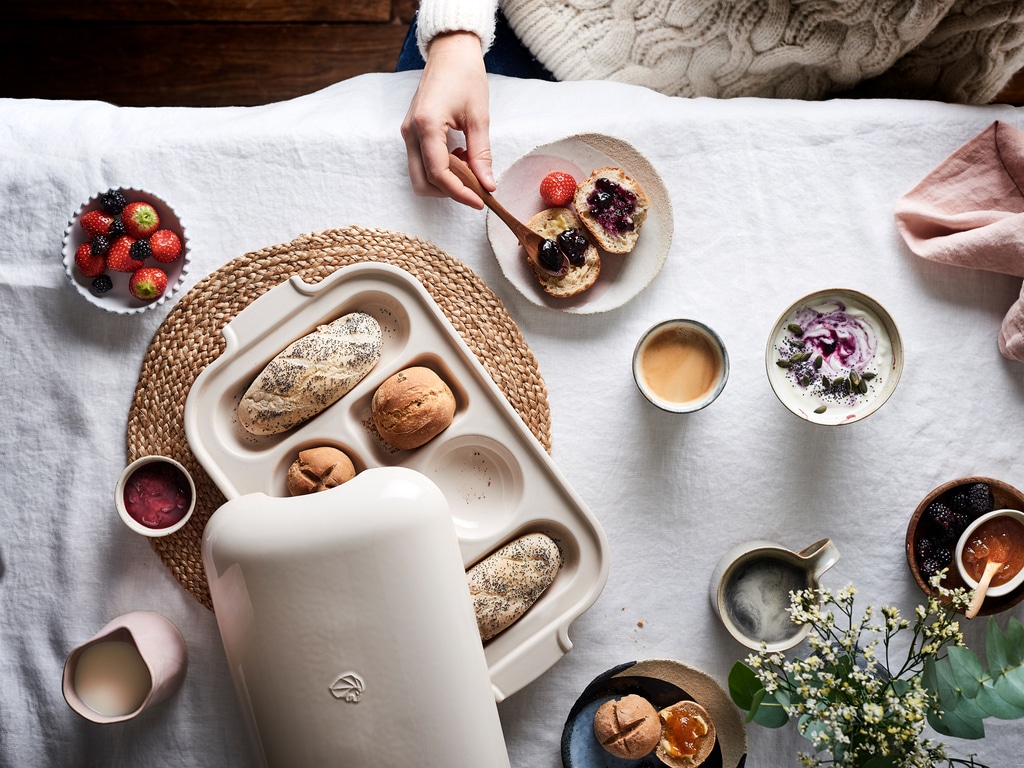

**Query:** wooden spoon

left=965, top=558, right=1004, bottom=619
left=447, top=153, right=568, bottom=276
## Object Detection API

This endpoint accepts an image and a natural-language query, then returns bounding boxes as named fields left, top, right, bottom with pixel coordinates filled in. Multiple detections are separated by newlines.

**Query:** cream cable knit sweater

left=416, top=0, right=1024, bottom=104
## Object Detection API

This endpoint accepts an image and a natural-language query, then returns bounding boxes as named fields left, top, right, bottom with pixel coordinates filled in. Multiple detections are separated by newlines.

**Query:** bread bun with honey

left=371, top=366, right=456, bottom=450
left=573, top=166, right=650, bottom=254
left=286, top=446, right=356, bottom=496
left=656, top=700, right=717, bottom=768
left=526, top=207, right=600, bottom=298
left=592, top=694, right=661, bottom=759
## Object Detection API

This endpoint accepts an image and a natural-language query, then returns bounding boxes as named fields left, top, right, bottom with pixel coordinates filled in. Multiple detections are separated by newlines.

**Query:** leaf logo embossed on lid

left=329, top=672, right=365, bottom=703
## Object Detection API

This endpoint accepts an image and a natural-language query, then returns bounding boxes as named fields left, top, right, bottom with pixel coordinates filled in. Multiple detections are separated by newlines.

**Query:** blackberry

left=100, top=189, right=127, bottom=216
left=109, top=219, right=126, bottom=237
left=967, top=483, right=994, bottom=515
left=91, top=234, right=110, bottom=257
left=920, top=546, right=953, bottom=579
left=916, top=536, right=937, bottom=561
left=130, top=239, right=152, bottom=262
left=947, top=489, right=971, bottom=515
left=926, top=501, right=957, bottom=543
left=91, top=275, right=113, bottom=294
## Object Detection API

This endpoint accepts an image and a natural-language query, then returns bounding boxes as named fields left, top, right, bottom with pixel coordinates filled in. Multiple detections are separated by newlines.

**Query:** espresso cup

left=710, top=538, right=840, bottom=651
left=633, top=319, right=729, bottom=413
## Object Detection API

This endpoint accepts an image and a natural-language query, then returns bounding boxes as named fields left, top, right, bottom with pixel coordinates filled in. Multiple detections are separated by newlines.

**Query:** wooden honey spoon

left=966, top=557, right=1004, bottom=619
left=446, top=153, right=568, bottom=277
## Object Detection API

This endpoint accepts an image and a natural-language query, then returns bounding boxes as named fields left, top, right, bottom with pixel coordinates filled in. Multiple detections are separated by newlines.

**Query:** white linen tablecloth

left=2, top=72, right=1023, bottom=767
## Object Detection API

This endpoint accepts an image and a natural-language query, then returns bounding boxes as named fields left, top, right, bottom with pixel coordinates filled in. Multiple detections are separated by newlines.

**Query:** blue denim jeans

left=396, top=9, right=556, bottom=81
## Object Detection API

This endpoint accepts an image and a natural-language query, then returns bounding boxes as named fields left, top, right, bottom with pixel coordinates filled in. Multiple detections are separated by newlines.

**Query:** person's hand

left=401, top=31, right=494, bottom=209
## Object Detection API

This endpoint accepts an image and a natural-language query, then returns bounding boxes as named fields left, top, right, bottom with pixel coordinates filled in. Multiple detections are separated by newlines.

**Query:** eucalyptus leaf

left=750, top=688, right=790, bottom=728
left=1006, top=617, right=1024, bottom=665
left=728, top=661, right=761, bottom=710
left=975, top=679, right=1024, bottom=720
left=860, top=755, right=899, bottom=768
left=927, top=701, right=986, bottom=740
left=986, top=617, right=1011, bottom=672
left=948, top=645, right=984, bottom=698
left=993, top=666, right=1024, bottom=708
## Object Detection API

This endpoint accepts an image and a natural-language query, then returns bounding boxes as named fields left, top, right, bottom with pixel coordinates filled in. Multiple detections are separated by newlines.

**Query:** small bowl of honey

left=955, top=509, right=1024, bottom=599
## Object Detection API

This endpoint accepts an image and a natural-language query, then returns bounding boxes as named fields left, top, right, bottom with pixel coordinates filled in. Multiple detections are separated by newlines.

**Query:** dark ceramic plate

left=561, top=659, right=746, bottom=768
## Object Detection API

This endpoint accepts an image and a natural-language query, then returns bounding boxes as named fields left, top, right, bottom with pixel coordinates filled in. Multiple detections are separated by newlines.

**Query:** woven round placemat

left=127, top=226, right=551, bottom=610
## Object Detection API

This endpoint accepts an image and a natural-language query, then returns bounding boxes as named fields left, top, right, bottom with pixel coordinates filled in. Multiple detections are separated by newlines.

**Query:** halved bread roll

left=237, top=312, right=382, bottom=435
left=573, top=166, right=650, bottom=254
left=467, top=532, right=562, bottom=641
left=656, top=700, right=717, bottom=768
left=526, top=207, right=600, bottom=298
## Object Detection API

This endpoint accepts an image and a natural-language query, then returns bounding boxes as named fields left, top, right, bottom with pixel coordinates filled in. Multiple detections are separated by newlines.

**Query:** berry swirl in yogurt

left=767, top=291, right=902, bottom=424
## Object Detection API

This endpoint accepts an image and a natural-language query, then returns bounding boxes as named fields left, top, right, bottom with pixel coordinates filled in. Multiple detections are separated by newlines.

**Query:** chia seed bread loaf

left=237, top=312, right=382, bottom=435
left=573, top=166, right=650, bottom=254
left=526, top=207, right=600, bottom=298
left=466, top=532, right=562, bottom=641
left=371, top=366, right=456, bottom=450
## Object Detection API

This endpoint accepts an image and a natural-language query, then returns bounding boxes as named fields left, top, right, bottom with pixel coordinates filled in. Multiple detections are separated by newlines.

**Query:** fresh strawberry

left=79, top=209, right=114, bottom=238
left=107, top=236, right=143, bottom=272
left=74, top=242, right=106, bottom=278
left=540, top=171, right=577, bottom=208
left=129, top=267, right=168, bottom=300
left=121, top=202, right=160, bottom=239
left=149, top=229, right=182, bottom=263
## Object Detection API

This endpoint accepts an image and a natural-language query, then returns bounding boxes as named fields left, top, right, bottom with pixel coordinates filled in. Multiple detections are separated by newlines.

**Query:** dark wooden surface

left=2, top=0, right=418, bottom=107
left=3, top=0, right=1022, bottom=108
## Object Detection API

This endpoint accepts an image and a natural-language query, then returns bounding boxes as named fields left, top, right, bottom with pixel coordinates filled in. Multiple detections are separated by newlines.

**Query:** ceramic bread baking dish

left=185, top=263, right=610, bottom=701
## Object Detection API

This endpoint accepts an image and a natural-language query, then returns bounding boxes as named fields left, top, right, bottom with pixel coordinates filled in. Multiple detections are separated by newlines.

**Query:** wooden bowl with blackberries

left=906, top=476, right=1024, bottom=616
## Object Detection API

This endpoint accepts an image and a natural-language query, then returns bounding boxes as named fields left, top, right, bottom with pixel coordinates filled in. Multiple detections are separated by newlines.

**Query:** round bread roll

left=656, top=700, right=717, bottom=768
left=371, top=366, right=456, bottom=450
left=593, top=694, right=661, bottom=760
left=286, top=446, right=356, bottom=496
left=526, top=207, right=600, bottom=298
left=573, top=166, right=650, bottom=254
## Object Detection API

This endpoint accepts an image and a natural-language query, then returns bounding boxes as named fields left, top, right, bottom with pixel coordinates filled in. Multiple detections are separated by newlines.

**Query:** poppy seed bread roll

left=467, top=532, right=562, bottom=641
left=237, top=312, right=382, bottom=435
left=371, top=366, right=456, bottom=450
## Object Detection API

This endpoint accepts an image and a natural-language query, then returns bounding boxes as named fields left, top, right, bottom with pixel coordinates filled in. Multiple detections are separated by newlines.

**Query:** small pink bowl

left=115, top=456, right=195, bottom=537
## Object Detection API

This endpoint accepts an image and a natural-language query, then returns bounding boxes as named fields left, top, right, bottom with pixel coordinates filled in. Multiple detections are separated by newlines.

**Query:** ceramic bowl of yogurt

left=765, top=289, right=903, bottom=426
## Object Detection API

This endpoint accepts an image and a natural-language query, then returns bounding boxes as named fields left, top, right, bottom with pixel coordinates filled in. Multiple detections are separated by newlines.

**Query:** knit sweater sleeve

left=415, top=0, right=500, bottom=58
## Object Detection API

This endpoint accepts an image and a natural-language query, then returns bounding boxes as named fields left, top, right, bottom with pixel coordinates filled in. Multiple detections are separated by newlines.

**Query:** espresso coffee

left=723, top=557, right=809, bottom=646
left=638, top=324, right=723, bottom=405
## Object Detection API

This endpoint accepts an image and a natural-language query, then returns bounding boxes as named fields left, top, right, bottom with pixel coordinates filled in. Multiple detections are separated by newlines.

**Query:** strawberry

left=129, top=267, right=168, bottom=301
left=79, top=209, right=114, bottom=238
left=540, top=171, right=577, bottom=208
left=149, top=229, right=182, bottom=263
left=74, top=242, right=106, bottom=278
left=121, top=201, right=160, bottom=239
left=107, top=236, right=144, bottom=272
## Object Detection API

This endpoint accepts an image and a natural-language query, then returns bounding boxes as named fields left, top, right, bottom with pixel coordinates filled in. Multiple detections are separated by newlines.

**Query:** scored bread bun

left=371, top=366, right=456, bottom=450
left=593, top=694, right=661, bottom=760
left=656, top=700, right=717, bottom=768
left=573, top=166, right=650, bottom=254
left=525, top=207, right=600, bottom=298
left=286, top=446, right=356, bottom=496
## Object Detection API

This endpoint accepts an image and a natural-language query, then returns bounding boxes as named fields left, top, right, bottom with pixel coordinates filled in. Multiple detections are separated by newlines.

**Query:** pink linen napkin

left=894, top=120, right=1024, bottom=362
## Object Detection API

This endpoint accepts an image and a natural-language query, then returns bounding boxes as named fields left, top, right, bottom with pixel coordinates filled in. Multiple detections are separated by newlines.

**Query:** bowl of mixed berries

left=62, top=188, right=189, bottom=314
left=906, top=476, right=1024, bottom=615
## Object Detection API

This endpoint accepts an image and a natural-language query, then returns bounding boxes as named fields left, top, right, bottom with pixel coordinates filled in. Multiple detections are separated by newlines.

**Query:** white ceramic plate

left=488, top=134, right=673, bottom=314
left=61, top=188, right=190, bottom=315
left=184, top=262, right=610, bottom=701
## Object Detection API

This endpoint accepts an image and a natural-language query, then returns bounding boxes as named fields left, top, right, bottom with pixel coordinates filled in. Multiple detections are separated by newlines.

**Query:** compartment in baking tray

left=184, top=262, right=609, bottom=700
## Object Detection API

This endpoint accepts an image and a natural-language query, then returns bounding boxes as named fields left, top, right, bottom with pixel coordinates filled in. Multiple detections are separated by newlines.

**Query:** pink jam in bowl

left=122, top=461, right=192, bottom=529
